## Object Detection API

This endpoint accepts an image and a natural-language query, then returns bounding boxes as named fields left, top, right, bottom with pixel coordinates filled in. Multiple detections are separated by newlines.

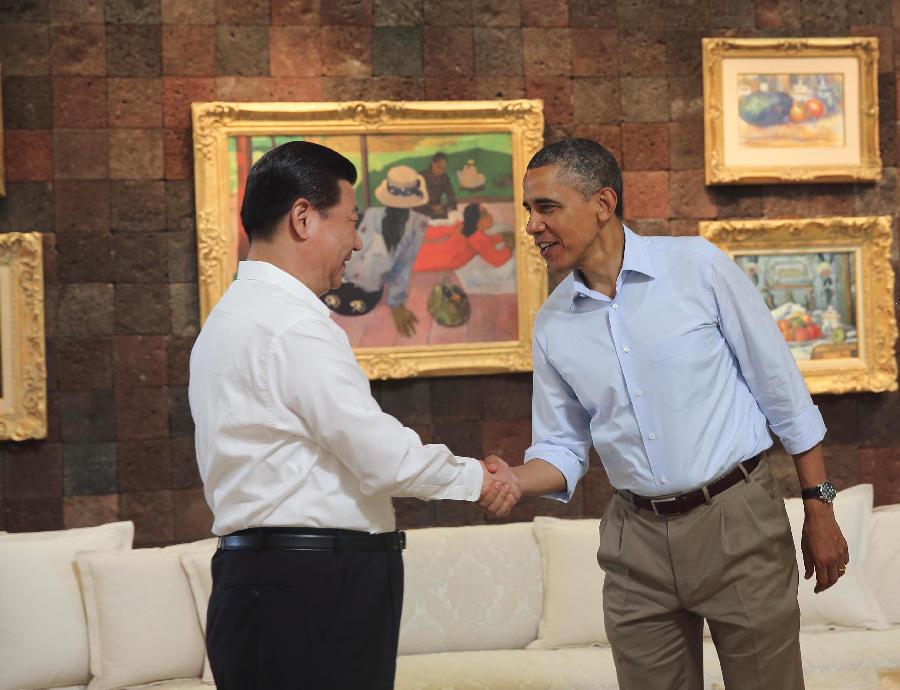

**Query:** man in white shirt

left=189, top=141, right=520, bottom=690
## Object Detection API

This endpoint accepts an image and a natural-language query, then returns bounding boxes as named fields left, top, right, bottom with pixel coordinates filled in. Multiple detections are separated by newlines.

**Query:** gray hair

left=527, top=138, right=623, bottom=218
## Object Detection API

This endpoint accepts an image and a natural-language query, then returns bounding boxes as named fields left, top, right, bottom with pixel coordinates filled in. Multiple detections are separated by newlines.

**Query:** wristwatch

left=801, top=481, right=837, bottom=503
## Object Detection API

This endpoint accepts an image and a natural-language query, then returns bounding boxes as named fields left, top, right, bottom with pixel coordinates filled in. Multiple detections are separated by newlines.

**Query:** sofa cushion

left=527, top=517, right=607, bottom=650
left=180, top=546, right=217, bottom=684
left=784, top=484, right=890, bottom=630
left=0, top=522, right=134, bottom=690
left=398, top=522, right=543, bottom=655
left=864, top=505, right=900, bottom=624
left=76, top=539, right=216, bottom=690
left=396, top=647, right=619, bottom=690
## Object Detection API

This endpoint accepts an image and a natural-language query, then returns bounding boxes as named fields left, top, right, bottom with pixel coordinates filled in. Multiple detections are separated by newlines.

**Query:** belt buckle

left=398, top=531, right=407, bottom=551
left=650, top=495, right=680, bottom=516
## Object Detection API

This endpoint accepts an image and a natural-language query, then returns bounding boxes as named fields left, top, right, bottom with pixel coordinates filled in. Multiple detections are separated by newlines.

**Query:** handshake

left=477, top=455, right=522, bottom=518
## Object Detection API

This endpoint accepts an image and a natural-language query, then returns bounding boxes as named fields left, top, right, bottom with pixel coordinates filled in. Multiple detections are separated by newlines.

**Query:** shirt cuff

left=460, top=457, right=485, bottom=502
left=770, top=405, right=827, bottom=456
left=524, top=443, right=585, bottom=503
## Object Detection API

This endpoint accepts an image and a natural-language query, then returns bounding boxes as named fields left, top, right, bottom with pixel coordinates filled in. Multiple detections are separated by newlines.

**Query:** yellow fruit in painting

left=790, top=104, right=807, bottom=123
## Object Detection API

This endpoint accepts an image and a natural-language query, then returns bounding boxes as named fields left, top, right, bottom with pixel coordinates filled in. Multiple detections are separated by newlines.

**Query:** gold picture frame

left=703, top=37, right=881, bottom=185
left=700, top=216, right=897, bottom=395
left=0, top=232, right=47, bottom=440
left=1, top=63, right=6, bottom=197
left=192, top=100, right=546, bottom=380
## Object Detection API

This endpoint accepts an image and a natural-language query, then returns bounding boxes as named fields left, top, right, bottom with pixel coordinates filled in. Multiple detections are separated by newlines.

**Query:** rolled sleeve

left=769, top=405, right=826, bottom=456
left=524, top=442, right=585, bottom=503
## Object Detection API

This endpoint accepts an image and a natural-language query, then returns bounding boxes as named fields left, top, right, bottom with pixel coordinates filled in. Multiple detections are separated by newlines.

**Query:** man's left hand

left=801, top=502, right=849, bottom=594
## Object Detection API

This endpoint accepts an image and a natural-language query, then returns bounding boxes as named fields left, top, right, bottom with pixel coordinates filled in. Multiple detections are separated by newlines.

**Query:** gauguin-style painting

left=227, top=132, right=518, bottom=349
left=734, top=251, right=858, bottom=361
left=737, top=73, right=845, bottom=148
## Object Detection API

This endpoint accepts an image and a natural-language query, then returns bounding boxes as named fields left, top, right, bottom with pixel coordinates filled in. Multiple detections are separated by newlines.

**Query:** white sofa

left=1, top=484, right=899, bottom=690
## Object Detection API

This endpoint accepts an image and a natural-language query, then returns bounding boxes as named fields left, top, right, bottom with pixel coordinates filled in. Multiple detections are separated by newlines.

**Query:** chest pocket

left=648, top=327, right=719, bottom=409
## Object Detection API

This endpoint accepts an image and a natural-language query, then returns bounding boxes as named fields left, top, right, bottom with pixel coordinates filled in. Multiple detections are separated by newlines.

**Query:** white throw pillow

left=76, top=538, right=217, bottom=690
left=180, top=544, right=218, bottom=685
left=864, top=504, right=900, bottom=624
left=784, top=484, right=889, bottom=630
left=0, top=521, right=134, bottom=690
left=528, top=517, right=607, bottom=650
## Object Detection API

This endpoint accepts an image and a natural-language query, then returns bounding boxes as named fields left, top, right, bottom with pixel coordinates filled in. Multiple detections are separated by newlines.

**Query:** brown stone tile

left=373, top=0, right=420, bottom=25
left=567, top=0, right=616, bottom=27
left=320, top=26, right=372, bottom=77
left=169, top=386, right=193, bottom=437
left=668, top=118, right=704, bottom=171
left=374, top=378, right=431, bottom=425
left=851, top=25, right=893, bottom=74
left=807, top=187, right=857, bottom=218
left=109, top=128, right=164, bottom=180
left=858, top=390, right=900, bottom=447
left=111, top=180, right=166, bottom=232
left=56, top=233, right=115, bottom=283
left=115, top=386, right=169, bottom=440
left=627, top=218, right=670, bottom=236
left=117, top=439, right=172, bottom=491
left=320, top=0, right=371, bottom=24
left=622, top=122, right=669, bottom=171
left=323, top=75, right=421, bottom=100
left=854, top=168, right=900, bottom=216
left=51, top=0, right=106, bottom=23
left=472, top=0, right=519, bottom=25
left=52, top=76, right=107, bottom=128
left=115, top=283, right=171, bottom=334
left=216, top=25, right=270, bottom=76
left=619, top=29, right=667, bottom=77
left=423, top=76, right=475, bottom=100
left=423, top=0, right=471, bottom=24
left=523, top=28, right=571, bottom=76
left=423, top=27, right=473, bottom=78
left=58, top=337, right=114, bottom=390
left=668, top=218, right=700, bottom=237
left=616, top=0, right=664, bottom=30
left=572, top=124, right=622, bottom=164
left=527, top=76, right=573, bottom=126
left=62, top=443, right=117, bottom=495
left=710, top=186, right=765, bottom=220
left=59, top=388, right=116, bottom=442
left=53, top=129, right=108, bottom=179
left=216, top=0, right=270, bottom=23
left=432, top=420, right=484, bottom=460
left=664, top=30, right=703, bottom=77
left=520, top=0, right=567, bottom=26
left=471, top=76, right=526, bottom=99
left=4, top=130, right=53, bottom=182
left=473, top=27, right=522, bottom=76
left=620, top=76, right=668, bottom=123
left=107, top=24, right=162, bottom=78
left=171, top=437, right=202, bottom=489
left=161, top=0, right=216, bottom=24
left=108, top=78, right=163, bottom=128
left=4, top=442, right=62, bottom=498
left=50, top=24, right=106, bottom=76
left=63, top=494, right=120, bottom=528
left=849, top=0, right=890, bottom=25
left=271, top=0, right=320, bottom=24
left=112, top=233, right=168, bottom=283
left=392, top=497, right=437, bottom=529
left=570, top=28, right=617, bottom=78
left=431, top=376, right=484, bottom=422
left=373, top=26, right=422, bottom=77
left=762, top=187, right=810, bottom=218
left=823, top=445, right=861, bottom=493
left=162, top=25, right=216, bottom=76
left=114, top=336, right=168, bottom=389
left=106, top=0, right=161, bottom=23
left=164, top=228, right=197, bottom=277
left=165, top=180, right=196, bottom=233
left=170, top=283, right=200, bottom=337
left=670, top=170, right=717, bottom=219
left=480, top=373, right=531, bottom=421
left=859, top=447, right=900, bottom=507
left=482, top=419, right=531, bottom=466
left=164, top=128, right=193, bottom=180
left=5, top=497, right=64, bottom=532
left=214, top=75, right=277, bottom=99
left=0, top=1, right=49, bottom=21
left=55, top=181, right=110, bottom=235
left=3, top=76, right=53, bottom=130
left=120, top=490, right=174, bottom=546
left=434, top=499, right=486, bottom=527
left=167, top=336, right=194, bottom=387
left=668, top=76, right=702, bottom=121
left=269, top=26, right=322, bottom=77
left=505, top=483, right=585, bottom=522
left=57, top=283, right=115, bottom=336
left=270, top=77, right=323, bottom=101
left=174, top=489, right=214, bottom=542
left=573, top=78, right=620, bottom=124
left=622, top=170, right=669, bottom=219
left=0, top=24, right=50, bottom=76
left=582, top=459, right=614, bottom=518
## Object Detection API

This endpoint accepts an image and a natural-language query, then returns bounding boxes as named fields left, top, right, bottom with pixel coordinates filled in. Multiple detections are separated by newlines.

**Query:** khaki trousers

left=597, top=460, right=803, bottom=690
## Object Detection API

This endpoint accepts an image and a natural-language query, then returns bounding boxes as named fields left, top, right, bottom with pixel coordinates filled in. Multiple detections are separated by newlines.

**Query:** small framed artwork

left=192, top=100, right=546, bottom=380
left=0, top=232, right=47, bottom=440
left=700, top=216, right=897, bottom=395
left=703, top=37, right=881, bottom=185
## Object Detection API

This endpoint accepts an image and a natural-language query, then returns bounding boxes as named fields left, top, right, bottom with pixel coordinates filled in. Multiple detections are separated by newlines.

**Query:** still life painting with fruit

left=735, top=252, right=857, bottom=361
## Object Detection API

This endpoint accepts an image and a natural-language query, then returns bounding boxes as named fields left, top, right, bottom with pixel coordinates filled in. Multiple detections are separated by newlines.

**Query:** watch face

left=821, top=481, right=837, bottom=502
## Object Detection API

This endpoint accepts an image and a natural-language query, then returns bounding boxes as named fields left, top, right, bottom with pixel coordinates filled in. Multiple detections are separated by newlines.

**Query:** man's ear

left=288, top=198, right=313, bottom=241
left=594, top=188, right=618, bottom=222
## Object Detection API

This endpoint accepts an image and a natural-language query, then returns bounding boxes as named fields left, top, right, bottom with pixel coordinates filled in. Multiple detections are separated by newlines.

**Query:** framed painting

left=699, top=217, right=897, bottom=395
left=703, top=37, right=881, bottom=185
left=0, top=232, right=46, bottom=440
left=192, top=100, right=546, bottom=380
left=0, top=63, right=5, bottom=197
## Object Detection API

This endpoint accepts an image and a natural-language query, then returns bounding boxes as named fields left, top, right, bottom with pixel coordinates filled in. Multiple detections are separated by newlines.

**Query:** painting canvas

left=700, top=217, right=897, bottom=394
left=703, top=38, right=880, bottom=184
left=192, top=100, right=546, bottom=380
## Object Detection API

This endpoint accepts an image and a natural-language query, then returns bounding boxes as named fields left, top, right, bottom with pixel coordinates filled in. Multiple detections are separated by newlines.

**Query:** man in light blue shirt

left=483, top=139, right=848, bottom=689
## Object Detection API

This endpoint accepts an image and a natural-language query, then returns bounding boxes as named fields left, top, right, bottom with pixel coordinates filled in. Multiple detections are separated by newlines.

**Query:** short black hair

left=240, top=140, right=357, bottom=242
left=462, top=203, right=481, bottom=237
left=431, top=152, right=448, bottom=163
left=527, top=138, right=623, bottom=219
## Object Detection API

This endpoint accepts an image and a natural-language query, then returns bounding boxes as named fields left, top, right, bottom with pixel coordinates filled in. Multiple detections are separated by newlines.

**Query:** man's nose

left=525, top=214, right=540, bottom=235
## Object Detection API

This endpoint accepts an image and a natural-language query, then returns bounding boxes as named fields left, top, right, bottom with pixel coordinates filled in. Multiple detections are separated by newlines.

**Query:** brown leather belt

left=615, top=454, right=762, bottom=517
left=218, top=527, right=407, bottom=552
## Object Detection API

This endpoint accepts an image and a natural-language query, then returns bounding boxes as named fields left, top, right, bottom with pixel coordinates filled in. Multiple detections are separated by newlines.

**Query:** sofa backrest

left=399, top=521, right=543, bottom=655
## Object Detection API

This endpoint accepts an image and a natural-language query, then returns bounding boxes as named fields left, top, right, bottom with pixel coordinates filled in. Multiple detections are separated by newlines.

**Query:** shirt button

left=623, top=346, right=630, bottom=353
left=661, top=477, right=668, bottom=484
left=649, top=433, right=656, bottom=440
left=635, top=388, right=643, bottom=397
left=612, top=304, right=618, bottom=310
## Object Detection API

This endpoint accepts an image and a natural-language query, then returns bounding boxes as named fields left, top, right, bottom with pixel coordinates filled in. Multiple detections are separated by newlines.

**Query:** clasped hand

left=477, top=455, right=521, bottom=518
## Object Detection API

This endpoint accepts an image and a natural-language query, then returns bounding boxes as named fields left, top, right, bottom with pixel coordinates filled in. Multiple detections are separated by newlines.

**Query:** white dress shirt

left=526, top=227, right=826, bottom=500
left=189, top=260, right=484, bottom=535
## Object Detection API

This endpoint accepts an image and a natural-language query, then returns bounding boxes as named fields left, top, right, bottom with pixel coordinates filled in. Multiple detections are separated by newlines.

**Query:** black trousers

left=206, top=537, right=404, bottom=690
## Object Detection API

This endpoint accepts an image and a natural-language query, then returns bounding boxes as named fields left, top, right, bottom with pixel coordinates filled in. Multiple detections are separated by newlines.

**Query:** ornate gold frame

left=0, top=63, right=6, bottom=197
left=703, top=37, right=881, bottom=185
left=191, top=99, right=546, bottom=380
left=700, top=216, right=897, bottom=395
left=0, top=232, right=47, bottom=439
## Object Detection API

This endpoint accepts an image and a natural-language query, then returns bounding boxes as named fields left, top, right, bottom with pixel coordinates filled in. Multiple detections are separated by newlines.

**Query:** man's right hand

left=478, top=455, right=521, bottom=518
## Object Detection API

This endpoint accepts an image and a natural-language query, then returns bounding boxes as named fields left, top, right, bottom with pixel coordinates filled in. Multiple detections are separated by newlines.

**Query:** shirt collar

left=571, top=225, right=656, bottom=305
left=237, top=260, right=331, bottom=317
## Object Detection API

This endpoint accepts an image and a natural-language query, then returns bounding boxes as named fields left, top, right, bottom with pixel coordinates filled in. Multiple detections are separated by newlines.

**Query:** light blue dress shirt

left=525, top=226, right=827, bottom=500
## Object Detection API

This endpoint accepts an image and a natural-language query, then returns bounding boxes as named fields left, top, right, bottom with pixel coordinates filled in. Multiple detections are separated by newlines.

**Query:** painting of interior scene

left=737, top=73, right=845, bottom=147
left=734, top=251, right=858, bottom=360
left=228, top=132, right=518, bottom=348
